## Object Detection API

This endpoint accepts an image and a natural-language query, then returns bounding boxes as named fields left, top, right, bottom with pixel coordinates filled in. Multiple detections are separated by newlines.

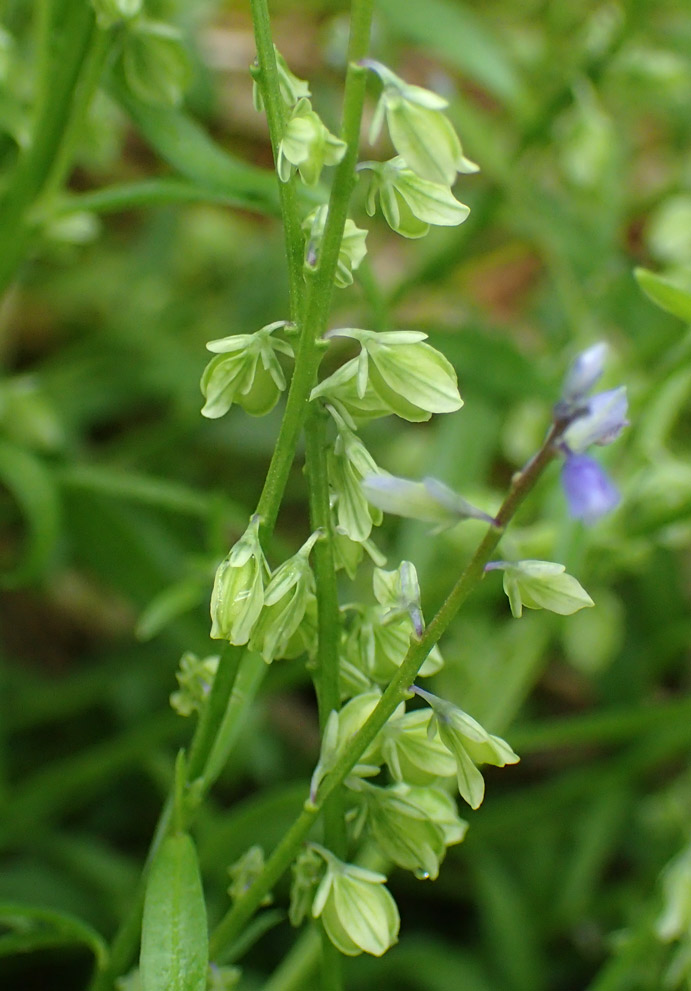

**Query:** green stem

left=208, top=423, right=562, bottom=956
left=0, top=0, right=96, bottom=294
left=254, top=0, right=374, bottom=535
left=304, top=406, right=346, bottom=990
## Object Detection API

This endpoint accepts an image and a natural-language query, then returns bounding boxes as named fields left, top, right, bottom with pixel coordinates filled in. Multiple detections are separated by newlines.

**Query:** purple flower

left=561, top=453, right=619, bottom=525
left=563, top=386, right=628, bottom=452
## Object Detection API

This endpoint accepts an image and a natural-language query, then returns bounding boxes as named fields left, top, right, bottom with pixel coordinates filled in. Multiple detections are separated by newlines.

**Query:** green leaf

left=0, top=902, right=107, bottom=964
left=112, top=81, right=280, bottom=216
left=140, top=833, right=208, bottom=991
left=376, top=0, right=528, bottom=112
left=634, top=267, right=691, bottom=323
left=0, top=440, right=61, bottom=586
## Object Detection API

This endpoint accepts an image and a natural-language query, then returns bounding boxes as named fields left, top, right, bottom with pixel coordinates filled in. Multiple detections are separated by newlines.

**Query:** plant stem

left=304, top=405, right=346, bottom=990
left=254, top=0, right=374, bottom=535
left=208, top=423, right=563, bottom=956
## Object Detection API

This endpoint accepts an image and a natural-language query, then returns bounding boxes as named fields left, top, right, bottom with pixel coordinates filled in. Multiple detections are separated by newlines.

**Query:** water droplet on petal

left=414, top=868, right=430, bottom=881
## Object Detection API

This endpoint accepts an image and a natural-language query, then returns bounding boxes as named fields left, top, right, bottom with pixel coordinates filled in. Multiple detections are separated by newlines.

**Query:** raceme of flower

left=363, top=60, right=479, bottom=186
left=309, top=846, right=400, bottom=957
left=252, top=45, right=311, bottom=112
left=555, top=342, right=628, bottom=524
left=311, top=328, right=462, bottom=422
left=210, top=516, right=269, bottom=645
left=361, top=473, right=497, bottom=528
left=485, top=560, right=595, bottom=618
left=411, top=686, right=520, bottom=810
left=200, top=321, right=293, bottom=418
left=277, top=98, right=346, bottom=186
left=359, top=156, right=470, bottom=238
left=303, top=207, right=368, bottom=287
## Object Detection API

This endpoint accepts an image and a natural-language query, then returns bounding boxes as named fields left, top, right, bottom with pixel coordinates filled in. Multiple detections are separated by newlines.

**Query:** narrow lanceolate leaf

left=141, top=833, right=208, bottom=991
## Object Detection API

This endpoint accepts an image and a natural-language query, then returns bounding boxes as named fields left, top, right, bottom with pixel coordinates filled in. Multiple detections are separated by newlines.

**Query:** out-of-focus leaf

left=634, top=267, right=691, bottom=323
left=0, top=902, right=107, bottom=965
left=112, top=82, right=281, bottom=216
left=375, top=0, right=529, bottom=112
left=140, top=832, right=207, bottom=991
left=0, top=439, right=61, bottom=586
left=136, top=577, right=206, bottom=640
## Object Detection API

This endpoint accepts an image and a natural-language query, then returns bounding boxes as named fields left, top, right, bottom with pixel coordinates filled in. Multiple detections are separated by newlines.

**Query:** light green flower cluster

left=359, top=61, right=478, bottom=238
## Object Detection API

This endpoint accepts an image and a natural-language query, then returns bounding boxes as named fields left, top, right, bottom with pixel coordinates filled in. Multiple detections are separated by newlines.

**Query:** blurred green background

left=1, top=0, right=690, bottom=988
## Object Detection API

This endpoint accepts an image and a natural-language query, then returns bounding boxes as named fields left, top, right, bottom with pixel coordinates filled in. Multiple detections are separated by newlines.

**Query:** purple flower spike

left=561, top=453, right=620, bottom=525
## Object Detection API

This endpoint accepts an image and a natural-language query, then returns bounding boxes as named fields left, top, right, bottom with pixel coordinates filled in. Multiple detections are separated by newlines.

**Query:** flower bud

left=249, top=532, right=319, bottom=662
left=277, top=99, right=346, bottom=186
left=362, top=473, right=496, bottom=528
left=360, top=156, right=470, bottom=238
left=561, top=342, right=608, bottom=404
left=252, top=46, right=310, bottom=112
left=562, top=386, right=628, bottom=452
left=311, top=846, right=400, bottom=957
left=170, top=652, right=219, bottom=716
left=227, top=846, right=270, bottom=905
left=328, top=413, right=382, bottom=542
left=289, top=847, right=325, bottom=927
left=485, top=559, right=594, bottom=619
left=201, top=321, right=293, bottom=419
left=210, top=517, right=269, bottom=645
left=363, top=61, right=478, bottom=186
left=303, top=207, right=368, bottom=287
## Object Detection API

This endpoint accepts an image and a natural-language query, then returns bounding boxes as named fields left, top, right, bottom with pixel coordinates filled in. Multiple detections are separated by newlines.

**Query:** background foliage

left=1, top=0, right=690, bottom=988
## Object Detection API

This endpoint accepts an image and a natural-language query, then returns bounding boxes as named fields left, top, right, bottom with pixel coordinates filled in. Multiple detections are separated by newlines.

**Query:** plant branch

left=208, top=421, right=563, bottom=956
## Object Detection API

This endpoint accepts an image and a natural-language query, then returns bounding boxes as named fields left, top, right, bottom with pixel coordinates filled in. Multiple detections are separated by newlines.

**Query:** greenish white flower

left=252, top=46, right=310, bottom=112
left=331, top=527, right=387, bottom=581
left=276, top=99, right=346, bottom=186
left=379, top=707, right=456, bottom=785
left=350, top=781, right=444, bottom=879
left=121, top=19, right=191, bottom=106
left=311, top=328, right=462, bottom=422
left=486, top=560, right=595, bottom=619
left=170, top=652, right=219, bottom=717
left=413, top=686, right=519, bottom=809
left=360, top=156, right=470, bottom=238
left=200, top=321, right=293, bottom=418
left=327, top=408, right=383, bottom=542
left=303, top=207, right=368, bottom=287
left=311, top=846, right=400, bottom=957
left=364, top=60, right=479, bottom=186
left=249, top=532, right=319, bottom=662
left=210, top=517, right=269, bottom=645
